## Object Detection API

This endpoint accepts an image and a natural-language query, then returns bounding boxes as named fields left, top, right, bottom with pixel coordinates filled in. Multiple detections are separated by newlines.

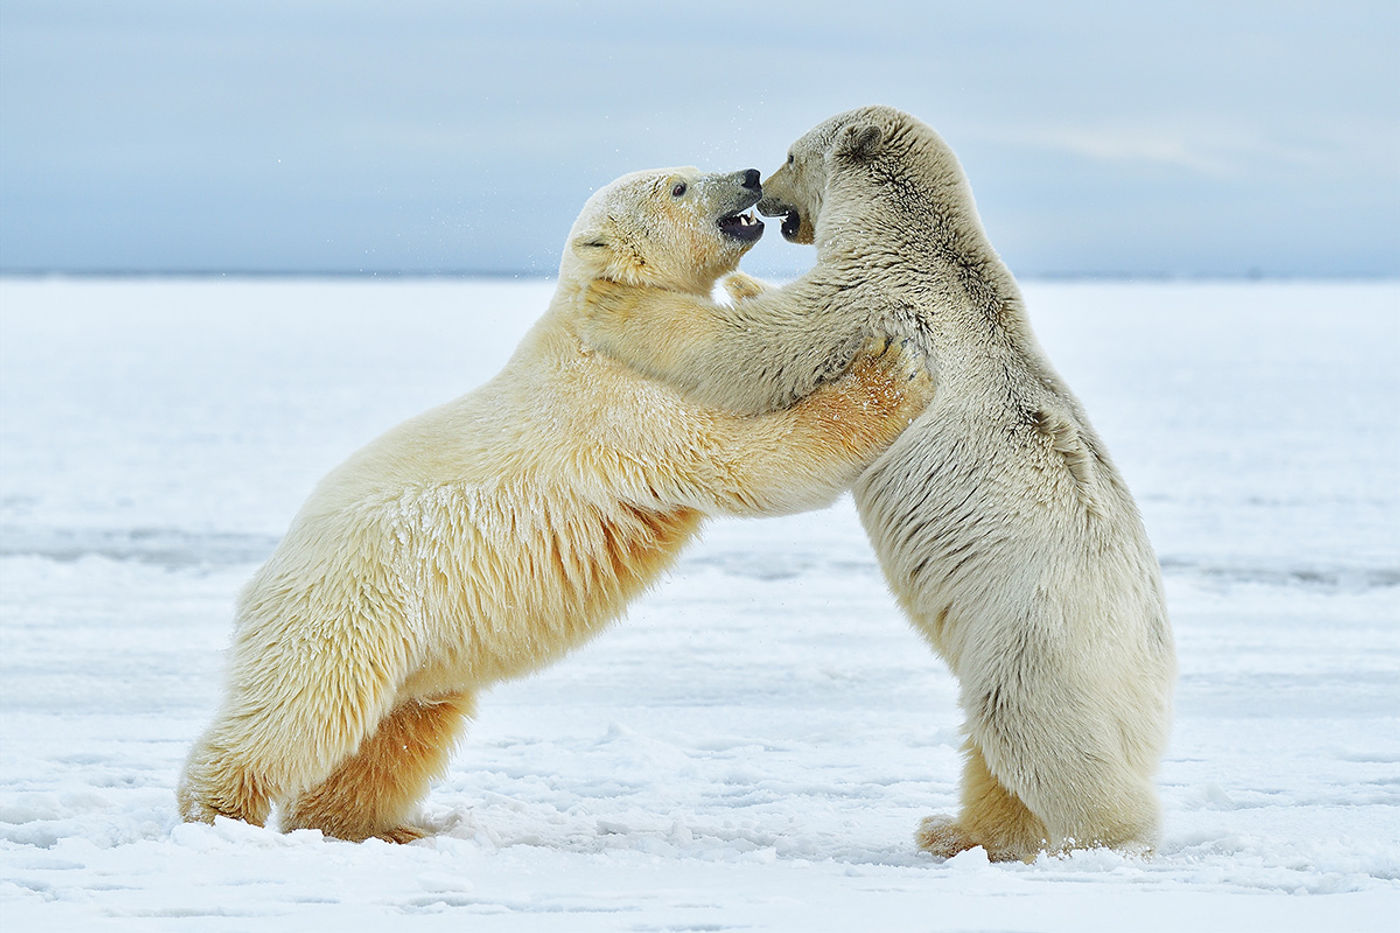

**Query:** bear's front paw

left=582, top=278, right=639, bottom=318
left=896, top=339, right=933, bottom=392
left=721, top=271, right=767, bottom=302
left=579, top=278, right=651, bottom=353
left=847, top=337, right=933, bottom=421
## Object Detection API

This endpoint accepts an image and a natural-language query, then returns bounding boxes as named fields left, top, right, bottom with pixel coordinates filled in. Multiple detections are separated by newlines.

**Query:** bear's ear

left=570, top=210, right=618, bottom=257
left=570, top=231, right=611, bottom=253
left=831, top=121, right=883, bottom=164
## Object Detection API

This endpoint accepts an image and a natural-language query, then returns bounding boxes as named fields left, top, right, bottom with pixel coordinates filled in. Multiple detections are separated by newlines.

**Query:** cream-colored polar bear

left=582, top=107, right=1175, bottom=861
left=177, top=166, right=932, bottom=843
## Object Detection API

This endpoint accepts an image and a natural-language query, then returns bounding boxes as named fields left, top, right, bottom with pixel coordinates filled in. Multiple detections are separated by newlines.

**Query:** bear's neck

left=813, top=170, right=1059, bottom=391
left=819, top=196, right=1025, bottom=332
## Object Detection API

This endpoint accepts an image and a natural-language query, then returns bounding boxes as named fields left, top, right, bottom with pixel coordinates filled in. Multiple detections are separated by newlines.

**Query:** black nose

left=741, top=169, right=760, bottom=190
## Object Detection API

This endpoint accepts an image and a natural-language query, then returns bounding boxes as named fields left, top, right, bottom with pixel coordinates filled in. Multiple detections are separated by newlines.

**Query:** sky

left=1, top=0, right=1397, bottom=278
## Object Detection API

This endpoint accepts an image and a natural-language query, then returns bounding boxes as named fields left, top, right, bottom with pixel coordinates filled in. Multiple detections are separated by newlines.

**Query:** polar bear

left=581, top=107, right=1175, bottom=861
left=177, top=166, right=932, bottom=843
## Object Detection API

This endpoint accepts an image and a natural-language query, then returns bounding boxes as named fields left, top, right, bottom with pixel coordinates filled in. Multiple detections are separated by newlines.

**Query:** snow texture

left=1, top=278, right=1397, bottom=931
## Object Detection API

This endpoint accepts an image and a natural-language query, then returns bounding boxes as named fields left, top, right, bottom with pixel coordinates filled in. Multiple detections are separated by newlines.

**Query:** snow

left=1, top=277, right=1397, bottom=930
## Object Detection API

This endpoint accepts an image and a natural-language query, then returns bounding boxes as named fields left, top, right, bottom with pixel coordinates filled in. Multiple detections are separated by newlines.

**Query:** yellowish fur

left=177, top=166, right=932, bottom=842
left=284, top=693, right=476, bottom=843
left=916, top=741, right=1048, bottom=862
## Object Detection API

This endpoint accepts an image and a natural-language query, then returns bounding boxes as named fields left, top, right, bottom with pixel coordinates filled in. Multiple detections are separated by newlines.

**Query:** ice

left=1, top=277, right=1397, bottom=930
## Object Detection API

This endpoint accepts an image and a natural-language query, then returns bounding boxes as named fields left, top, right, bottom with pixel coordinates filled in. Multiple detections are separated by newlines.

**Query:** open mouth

left=759, top=196, right=803, bottom=242
left=780, top=210, right=802, bottom=240
left=717, top=209, right=764, bottom=243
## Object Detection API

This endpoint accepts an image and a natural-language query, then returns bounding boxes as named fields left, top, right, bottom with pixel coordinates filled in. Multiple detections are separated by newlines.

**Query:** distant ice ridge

left=11, top=521, right=1393, bottom=598
left=0, top=524, right=280, bottom=569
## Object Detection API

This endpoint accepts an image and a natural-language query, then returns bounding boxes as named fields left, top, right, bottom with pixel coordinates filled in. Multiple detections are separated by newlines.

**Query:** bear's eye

left=671, top=182, right=687, bottom=198
left=786, top=152, right=794, bottom=165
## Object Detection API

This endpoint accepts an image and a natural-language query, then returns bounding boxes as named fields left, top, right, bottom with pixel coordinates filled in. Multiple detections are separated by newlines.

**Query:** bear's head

left=758, top=105, right=912, bottom=245
left=566, top=167, right=765, bottom=294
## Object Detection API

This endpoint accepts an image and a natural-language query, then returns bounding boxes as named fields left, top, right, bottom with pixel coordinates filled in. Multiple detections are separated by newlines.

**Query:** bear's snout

left=741, top=169, right=760, bottom=191
left=756, top=195, right=788, bottom=218
left=757, top=193, right=804, bottom=243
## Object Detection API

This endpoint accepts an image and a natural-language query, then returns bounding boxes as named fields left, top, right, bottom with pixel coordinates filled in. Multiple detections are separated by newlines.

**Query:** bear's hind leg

left=281, top=691, right=475, bottom=843
left=916, top=739, right=1047, bottom=862
left=178, top=630, right=410, bottom=832
left=177, top=733, right=274, bottom=829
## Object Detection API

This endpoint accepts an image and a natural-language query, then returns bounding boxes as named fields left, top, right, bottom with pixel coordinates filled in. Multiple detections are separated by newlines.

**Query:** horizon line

left=3, top=269, right=1397, bottom=283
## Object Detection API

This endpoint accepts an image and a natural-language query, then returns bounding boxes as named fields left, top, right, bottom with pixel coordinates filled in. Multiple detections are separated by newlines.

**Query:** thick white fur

left=581, top=108, right=1175, bottom=860
left=176, top=166, right=932, bottom=842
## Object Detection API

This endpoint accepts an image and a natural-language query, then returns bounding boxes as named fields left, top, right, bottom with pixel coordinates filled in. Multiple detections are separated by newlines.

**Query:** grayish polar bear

left=583, top=105, right=1176, bottom=861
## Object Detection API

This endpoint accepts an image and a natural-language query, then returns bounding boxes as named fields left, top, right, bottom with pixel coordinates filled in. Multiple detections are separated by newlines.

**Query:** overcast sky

left=2, top=1, right=1397, bottom=277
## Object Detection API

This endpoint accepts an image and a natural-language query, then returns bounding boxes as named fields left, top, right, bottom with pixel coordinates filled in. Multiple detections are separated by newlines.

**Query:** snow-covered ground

left=1, top=277, right=1396, bottom=931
